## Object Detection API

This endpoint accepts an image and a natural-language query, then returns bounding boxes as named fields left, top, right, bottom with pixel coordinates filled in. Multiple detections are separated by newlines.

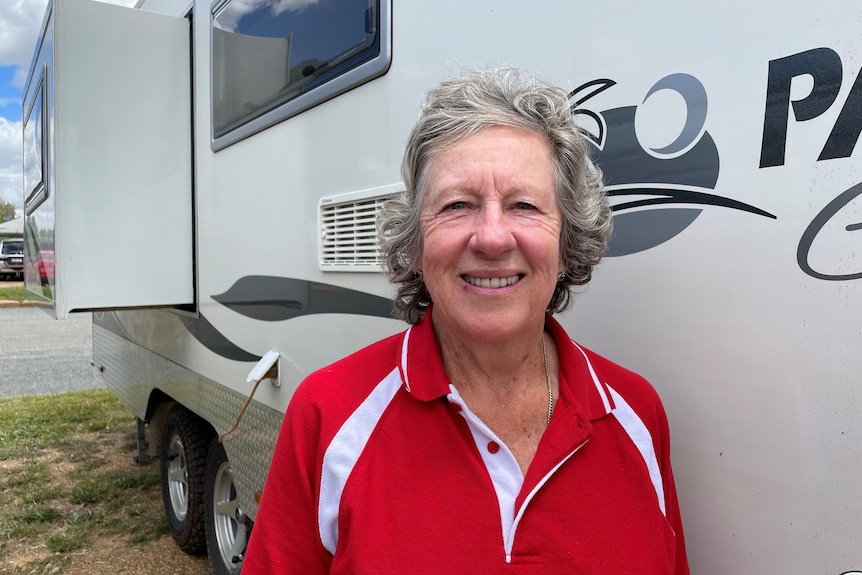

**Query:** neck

left=434, top=318, right=559, bottom=475
left=434, top=320, right=548, bottom=396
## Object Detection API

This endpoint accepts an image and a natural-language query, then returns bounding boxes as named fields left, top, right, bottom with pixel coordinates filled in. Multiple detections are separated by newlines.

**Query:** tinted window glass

left=212, top=0, right=379, bottom=141
left=2, top=241, right=24, bottom=255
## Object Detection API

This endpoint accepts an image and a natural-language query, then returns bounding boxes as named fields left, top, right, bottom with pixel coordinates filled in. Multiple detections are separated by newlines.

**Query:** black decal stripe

left=177, top=315, right=261, bottom=363
left=212, top=276, right=394, bottom=322
left=95, top=278, right=394, bottom=365
left=608, top=188, right=777, bottom=219
left=568, top=78, right=617, bottom=107
left=94, top=310, right=260, bottom=364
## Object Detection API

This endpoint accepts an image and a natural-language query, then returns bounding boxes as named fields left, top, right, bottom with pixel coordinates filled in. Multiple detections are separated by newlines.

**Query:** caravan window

left=23, top=69, right=47, bottom=212
left=211, top=0, right=388, bottom=150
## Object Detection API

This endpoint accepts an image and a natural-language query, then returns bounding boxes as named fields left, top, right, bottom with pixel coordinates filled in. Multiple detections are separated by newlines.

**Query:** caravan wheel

left=160, top=406, right=209, bottom=555
left=205, top=440, right=249, bottom=575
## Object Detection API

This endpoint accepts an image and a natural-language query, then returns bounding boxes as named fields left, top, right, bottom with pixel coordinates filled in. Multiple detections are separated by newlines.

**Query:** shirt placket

left=446, top=384, right=592, bottom=564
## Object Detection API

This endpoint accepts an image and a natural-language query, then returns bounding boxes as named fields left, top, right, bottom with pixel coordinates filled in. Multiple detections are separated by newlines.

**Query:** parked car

left=0, top=238, right=24, bottom=280
left=36, top=249, right=54, bottom=282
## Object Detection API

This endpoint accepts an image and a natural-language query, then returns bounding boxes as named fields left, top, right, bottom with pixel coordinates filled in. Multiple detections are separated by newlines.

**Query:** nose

left=468, top=201, right=516, bottom=257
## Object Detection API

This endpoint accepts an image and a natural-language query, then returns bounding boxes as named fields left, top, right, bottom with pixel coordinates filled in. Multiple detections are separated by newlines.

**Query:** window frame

left=23, top=64, right=49, bottom=215
left=209, top=0, right=391, bottom=151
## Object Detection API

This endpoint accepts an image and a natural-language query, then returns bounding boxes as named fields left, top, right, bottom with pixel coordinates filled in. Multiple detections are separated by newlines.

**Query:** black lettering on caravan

left=760, top=48, right=842, bottom=168
left=819, top=67, right=862, bottom=161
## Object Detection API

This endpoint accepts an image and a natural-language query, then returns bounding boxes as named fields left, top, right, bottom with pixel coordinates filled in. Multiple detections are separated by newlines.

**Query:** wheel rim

left=167, top=434, right=189, bottom=520
left=212, top=461, right=247, bottom=567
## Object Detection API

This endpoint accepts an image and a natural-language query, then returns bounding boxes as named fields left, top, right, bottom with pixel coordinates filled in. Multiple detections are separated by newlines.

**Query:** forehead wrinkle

left=423, top=125, right=556, bottom=210
left=426, top=155, right=542, bottom=203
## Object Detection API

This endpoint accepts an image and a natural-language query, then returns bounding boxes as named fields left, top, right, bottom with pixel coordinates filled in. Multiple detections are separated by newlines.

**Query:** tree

left=0, top=200, right=16, bottom=223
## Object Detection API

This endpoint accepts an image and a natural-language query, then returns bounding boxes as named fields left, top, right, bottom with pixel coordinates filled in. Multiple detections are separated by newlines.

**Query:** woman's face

left=418, top=125, right=564, bottom=344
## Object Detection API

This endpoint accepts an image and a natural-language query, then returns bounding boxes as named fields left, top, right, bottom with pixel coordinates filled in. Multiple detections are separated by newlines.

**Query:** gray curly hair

left=378, top=67, right=612, bottom=324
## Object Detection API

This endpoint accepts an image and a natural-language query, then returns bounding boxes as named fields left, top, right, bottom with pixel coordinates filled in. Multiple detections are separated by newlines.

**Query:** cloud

left=0, top=0, right=48, bottom=69
left=0, top=0, right=139, bottom=71
left=0, top=117, right=22, bottom=210
left=0, top=0, right=138, bottom=210
left=215, top=0, right=319, bottom=32
left=271, top=0, right=319, bottom=16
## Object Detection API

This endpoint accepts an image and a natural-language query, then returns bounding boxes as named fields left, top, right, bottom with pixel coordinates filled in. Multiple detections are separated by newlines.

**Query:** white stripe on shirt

left=318, top=367, right=404, bottom=554
left=607, top=385, right=666, bottom=515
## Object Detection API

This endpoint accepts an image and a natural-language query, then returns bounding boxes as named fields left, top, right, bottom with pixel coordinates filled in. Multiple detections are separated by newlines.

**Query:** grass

left=0, top=284, right=31, bottom=301
left=0, top=389, right=129, bottom=460
left=0, top=389, right=169, bottom=575
left=0, top=282, right=51, bottom=303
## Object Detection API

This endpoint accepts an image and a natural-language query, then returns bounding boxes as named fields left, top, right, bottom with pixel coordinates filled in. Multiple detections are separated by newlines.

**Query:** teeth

left=464, top=275, right=520, bottom=288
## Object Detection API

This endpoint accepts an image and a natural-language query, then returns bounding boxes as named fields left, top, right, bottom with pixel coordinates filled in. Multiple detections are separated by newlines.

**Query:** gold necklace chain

left=541, top=335, right=554, bottom=426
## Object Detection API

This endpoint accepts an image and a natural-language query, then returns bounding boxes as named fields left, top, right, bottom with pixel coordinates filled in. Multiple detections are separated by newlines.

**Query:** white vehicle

left=0, top=238, right=25, bottom=279
left=21, top=0, right=861, bottom=573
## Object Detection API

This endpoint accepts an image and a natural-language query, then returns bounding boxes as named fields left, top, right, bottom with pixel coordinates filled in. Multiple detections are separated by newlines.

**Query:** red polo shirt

left=243, top=310, right=689, bottom=574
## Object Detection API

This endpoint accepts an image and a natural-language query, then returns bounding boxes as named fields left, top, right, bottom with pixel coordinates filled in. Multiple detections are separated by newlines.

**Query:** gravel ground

left=0, top=303, right=102, bottom=397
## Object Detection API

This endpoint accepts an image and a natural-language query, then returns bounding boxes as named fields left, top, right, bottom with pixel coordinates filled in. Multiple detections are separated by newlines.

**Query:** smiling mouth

left=462, top=274, right=522, bottom=289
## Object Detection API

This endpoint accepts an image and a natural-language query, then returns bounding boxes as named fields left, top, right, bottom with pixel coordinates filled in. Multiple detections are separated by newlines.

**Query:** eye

left=514, top=201, right=537, bottom=211
left=447, top=201, right=467, bottom=210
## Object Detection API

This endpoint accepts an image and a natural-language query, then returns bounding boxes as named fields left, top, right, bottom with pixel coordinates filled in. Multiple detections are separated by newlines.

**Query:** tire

left=160, top=405, right=210, bottom=555
left=205, top=440, right=250, bottom=575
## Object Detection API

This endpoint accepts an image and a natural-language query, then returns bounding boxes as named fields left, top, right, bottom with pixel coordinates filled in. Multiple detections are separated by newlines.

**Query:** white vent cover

left=319, top=186, right=401, bottom=271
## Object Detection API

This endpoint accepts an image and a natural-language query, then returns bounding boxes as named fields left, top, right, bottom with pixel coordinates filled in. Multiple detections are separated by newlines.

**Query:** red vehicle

left=26, top=249, right=54, bottom=282
left=37, top=250, right=55, bottom=281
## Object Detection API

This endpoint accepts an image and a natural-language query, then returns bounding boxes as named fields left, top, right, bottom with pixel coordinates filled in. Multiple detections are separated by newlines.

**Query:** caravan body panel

left=25, top=0, right=862, bottom=573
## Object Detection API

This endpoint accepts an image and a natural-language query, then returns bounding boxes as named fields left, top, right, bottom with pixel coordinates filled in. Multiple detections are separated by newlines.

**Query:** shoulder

left=290, top=329, right=406, bottom=416
left=308, top=330, right=403, bottom=382
left=548, top=315, right=667, bottom=425
left=580, top=347, right=659, bottom=398
left=576, top=344, right=669, bottom=428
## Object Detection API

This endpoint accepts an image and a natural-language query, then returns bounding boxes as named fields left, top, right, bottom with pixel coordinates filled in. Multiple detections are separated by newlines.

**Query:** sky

left=0, top=0, right=137, bottom=217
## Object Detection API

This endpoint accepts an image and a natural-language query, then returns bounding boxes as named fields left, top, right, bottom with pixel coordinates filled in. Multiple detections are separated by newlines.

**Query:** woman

left=242, top=68, right=689, bottom=574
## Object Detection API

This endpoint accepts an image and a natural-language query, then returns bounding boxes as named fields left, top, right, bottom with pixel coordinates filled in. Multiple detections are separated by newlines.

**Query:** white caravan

left=21, top=0, right=861, bottom=573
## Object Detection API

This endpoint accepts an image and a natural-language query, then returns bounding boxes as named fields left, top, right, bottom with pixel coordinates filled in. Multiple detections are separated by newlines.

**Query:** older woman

left=243, top=68, right=689, bottom=574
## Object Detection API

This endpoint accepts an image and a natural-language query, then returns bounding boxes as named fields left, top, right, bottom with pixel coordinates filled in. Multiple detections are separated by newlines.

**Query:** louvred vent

left=320, top=195, right=388, bottom=269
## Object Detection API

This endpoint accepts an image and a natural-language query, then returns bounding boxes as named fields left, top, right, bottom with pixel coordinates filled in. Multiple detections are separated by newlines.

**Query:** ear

left=412, top=245, right=424, bottom=278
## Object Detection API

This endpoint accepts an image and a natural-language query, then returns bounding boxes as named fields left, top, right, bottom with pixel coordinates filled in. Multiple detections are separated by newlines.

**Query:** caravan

left=21, top=0, right=862, bottom=573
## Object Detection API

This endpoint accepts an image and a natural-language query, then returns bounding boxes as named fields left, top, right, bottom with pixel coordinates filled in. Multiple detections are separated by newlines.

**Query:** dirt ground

left=61, top=535, right=211, bottom=575
left=0, top=420, right=212, bottom=575
left=0, top=285, right=214, bottom=574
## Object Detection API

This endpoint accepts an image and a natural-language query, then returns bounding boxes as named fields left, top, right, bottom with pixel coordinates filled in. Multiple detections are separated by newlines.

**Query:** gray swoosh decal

left=93, top=310, right=132, bottom=340
left=607, top=208, right=702, bottom=257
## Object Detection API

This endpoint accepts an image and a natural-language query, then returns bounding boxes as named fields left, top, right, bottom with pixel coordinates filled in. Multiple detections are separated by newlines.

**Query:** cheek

left=522, top=229, right=564, bottom=270
left=415, top=217, right=435, bottom=272
left=418, top=221, right=457, bottom=266
left=415, top=216, right=436, bottom=270
left=418, top=236, right=446, bottom=274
